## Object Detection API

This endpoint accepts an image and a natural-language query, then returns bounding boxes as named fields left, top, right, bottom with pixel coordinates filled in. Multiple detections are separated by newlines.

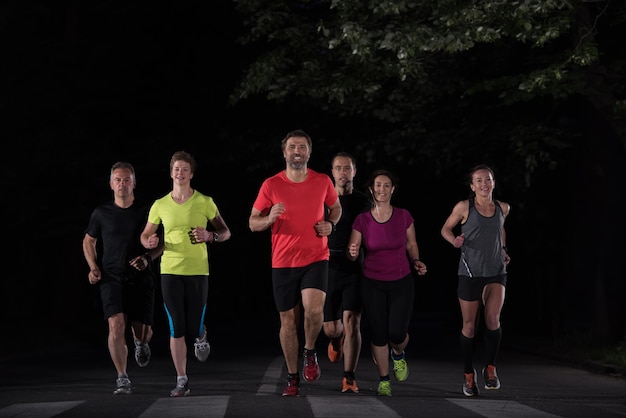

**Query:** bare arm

left=209, top=213, right=232, bottom=243
left=441, top=200, right=469, bottom=248
left=315, top=199, right=342, bottom=236
left=82, top=233, right=102, bottom=284
left=140, top=221, right=160, bottom=249
left=249, top=202, right=285, bottom=232
left=405, top=222, right=427, bottom=275
left=500, top=201, right=511, bottom=265
left=346, top=228, right=362, bottom=262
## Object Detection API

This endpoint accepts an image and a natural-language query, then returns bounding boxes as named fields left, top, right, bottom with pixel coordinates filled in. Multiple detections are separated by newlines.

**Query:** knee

left=484, top=314, right=500, bottom=330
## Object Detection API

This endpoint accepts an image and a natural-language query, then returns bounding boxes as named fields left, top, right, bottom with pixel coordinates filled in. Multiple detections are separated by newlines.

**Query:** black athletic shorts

left=457, top=274, right=507, bottom=301
left=272, top=260, right=328, bottom=312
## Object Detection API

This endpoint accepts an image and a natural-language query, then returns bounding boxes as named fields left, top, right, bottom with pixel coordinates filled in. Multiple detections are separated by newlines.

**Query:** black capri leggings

left=361, top=273, right=414, bottom=347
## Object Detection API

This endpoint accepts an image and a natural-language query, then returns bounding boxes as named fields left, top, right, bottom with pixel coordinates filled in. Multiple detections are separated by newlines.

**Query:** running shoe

left=463, top=369, right=479, bottom=397
left=194, top=328, right=211, bottom=362
left=391, top=351, right=409, bottom=381
left=282, top=375, right=300, bottom=397
left=113, top=377, right=132, bottom=395
left=327, top=334, right=344, bottom=363
left=170, top=378, right=190, bottom=397
left=482, top=364, right=501, bottom=390
left=376, top=380, right=392, bottom=396
left=341, top=376, right=359, bottom=393
left=134, top=341, right=151, bottom=368
left=302, top=349, right=321, bottom=382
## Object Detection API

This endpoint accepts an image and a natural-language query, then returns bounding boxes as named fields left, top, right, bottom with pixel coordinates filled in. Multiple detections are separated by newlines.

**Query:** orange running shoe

left=327, top=334, right=344, bottom=363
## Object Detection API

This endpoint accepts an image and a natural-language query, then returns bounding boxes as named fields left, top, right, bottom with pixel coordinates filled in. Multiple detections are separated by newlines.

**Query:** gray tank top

left=458, top=198, right=506, bottom=278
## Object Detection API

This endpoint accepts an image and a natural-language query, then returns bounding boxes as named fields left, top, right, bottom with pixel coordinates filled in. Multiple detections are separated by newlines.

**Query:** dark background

left=2, top=1, right=625, bottom=357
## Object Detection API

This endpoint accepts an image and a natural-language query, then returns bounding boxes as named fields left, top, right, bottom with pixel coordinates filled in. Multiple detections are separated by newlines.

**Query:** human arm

left=249, top=202, right=285, bottom=232
left=140, top=221, right=160, bottom=249
left=130, top=230, right=164, bottom=271
left=346, top=228, right=362, bottom=262
left=500, top=200, right=511, bottom=265
left=82, top=233, right=102, bottom=284
left=315, top=199, right=342, bottom=236
left=441, top=200, right=469, bottom=248
left=205, top=213, right=232, bottom=243
left=405, top=222, right=427, bottom=275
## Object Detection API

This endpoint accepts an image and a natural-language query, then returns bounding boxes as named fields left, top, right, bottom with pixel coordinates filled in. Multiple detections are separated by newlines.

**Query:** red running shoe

left=302, top=350, right=321, bottom=382
left=282, top=375, right=300, bottom=397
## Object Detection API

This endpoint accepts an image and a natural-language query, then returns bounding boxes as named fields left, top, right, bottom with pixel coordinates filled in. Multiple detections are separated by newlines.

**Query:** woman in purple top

left=347, top=169, right=427, bottom=396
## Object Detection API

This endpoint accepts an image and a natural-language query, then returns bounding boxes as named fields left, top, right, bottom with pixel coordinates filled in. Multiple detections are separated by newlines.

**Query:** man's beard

left=288, top=157, right=308, bottom=170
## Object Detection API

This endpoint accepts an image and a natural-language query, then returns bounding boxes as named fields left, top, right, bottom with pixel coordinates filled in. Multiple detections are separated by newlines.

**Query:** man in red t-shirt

left=249, top=129, right=342, bottom=397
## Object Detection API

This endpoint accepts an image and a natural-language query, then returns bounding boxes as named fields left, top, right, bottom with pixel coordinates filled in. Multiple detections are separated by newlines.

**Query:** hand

left=453, top=233, right=465, bottom=248
left=88, top=267, right=102, bottom=284
left=189, top=226, right=208, bottom=244
left=314, top=220, right=332, bottom=237
left=130, top=255, right=149, bottom=271
left=503, top=251, right=511, bottom=266
left=146, top=233, right=159, bottom=249
left=268, top=202, right=285, bottom=225
left=413, top=259, right=427, bottom=276
left=347, top=242, right=359, bottom=258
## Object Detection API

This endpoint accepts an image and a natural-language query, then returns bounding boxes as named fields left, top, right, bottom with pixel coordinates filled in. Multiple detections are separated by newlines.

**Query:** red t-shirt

left=252, top=169, right=339, bottom=268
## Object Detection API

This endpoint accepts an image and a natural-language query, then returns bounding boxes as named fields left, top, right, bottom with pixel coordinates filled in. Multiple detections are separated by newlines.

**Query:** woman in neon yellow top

left=140, top=150, right=231, bottom=397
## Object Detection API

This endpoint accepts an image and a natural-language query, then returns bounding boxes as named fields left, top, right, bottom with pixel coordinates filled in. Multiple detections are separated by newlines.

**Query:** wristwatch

left=328, top=220, right=336, bottom=232
left=212, top=232, right=219, bottom=243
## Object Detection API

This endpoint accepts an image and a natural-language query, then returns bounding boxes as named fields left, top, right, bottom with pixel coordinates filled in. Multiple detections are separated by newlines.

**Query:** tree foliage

left=230, top=0, right=625, bottom=187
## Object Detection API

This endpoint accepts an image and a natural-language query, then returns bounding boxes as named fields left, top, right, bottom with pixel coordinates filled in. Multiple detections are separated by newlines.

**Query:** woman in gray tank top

left=441, top=164, right=511, bottom=397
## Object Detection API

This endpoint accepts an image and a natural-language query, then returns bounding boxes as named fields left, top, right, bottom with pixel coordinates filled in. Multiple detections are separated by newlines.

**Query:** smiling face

left=171, top=159, right=193, bottom=186
left=470, top=168, right=494, bottom=197
left=283, top=136, right=310, bottom=170
left=371, top=174, right=394, bottom=202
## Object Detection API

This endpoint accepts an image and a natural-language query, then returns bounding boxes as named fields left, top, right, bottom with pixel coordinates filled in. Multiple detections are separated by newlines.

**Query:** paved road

left=1, top=319, right=625, bottom=418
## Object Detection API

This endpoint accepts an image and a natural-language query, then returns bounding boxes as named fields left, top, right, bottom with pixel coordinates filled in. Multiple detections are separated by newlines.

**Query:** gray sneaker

left=134, top=341, right=151, bottom=368
left=113, top=377, right=132, bottom=395
left=170, top=378, right=190, bottom=397
left=194, top=329, right=210, bottom=362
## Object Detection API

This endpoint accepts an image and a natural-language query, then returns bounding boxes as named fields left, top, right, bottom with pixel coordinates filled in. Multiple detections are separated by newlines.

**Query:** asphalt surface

left=1, top=316, right=625, bottom=418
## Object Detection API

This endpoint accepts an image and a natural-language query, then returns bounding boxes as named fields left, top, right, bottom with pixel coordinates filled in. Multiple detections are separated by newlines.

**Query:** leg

left=323, top=319, right=343, bottom=340
left=342, top=309, right=361, bottom=373
left=170, top=336, right=187, bottom=377
left=107, top=313, right=128, bottom=376
left=301, top=287, right=325, bottom=350
left=130, top=322, right=153, bottom=343
left=459, top=298, right=481, bottom=339
left=482, top=283, right=505, bottom=367
left=371, top=342, right=390, bottom=377
left=279, top=305, right=301, bottom=375
left=459, top=298, right=481, bottom=373
left=482, top=283, right=505, bottom=331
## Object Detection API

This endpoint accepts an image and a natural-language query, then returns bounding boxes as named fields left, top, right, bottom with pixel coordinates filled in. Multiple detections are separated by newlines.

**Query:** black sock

left=343, top=371, right=355, bottom=379
left=380, top=375, right=390, bottom=382
left=460, top=333, right=474, bottom=374
left=484, top=327, right=502, bottom=366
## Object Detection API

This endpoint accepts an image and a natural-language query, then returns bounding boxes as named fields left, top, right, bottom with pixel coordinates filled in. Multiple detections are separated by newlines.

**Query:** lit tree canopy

left=230, top=0, right=625, bottom=185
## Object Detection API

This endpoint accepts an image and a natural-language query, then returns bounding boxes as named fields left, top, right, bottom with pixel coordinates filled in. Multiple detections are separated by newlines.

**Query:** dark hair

left=467, top=164, right=494, bottom=185
left=467, top=164, right=495, bottom=197
left=170, top=150, right=197, bottom=173
left=281, top=129, right=312, bottom=152
left=331, top=151, right=357, bottom=168
left=110, top=161, right=136, bottom=182
left=365, top=169, right=398, bottom=190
